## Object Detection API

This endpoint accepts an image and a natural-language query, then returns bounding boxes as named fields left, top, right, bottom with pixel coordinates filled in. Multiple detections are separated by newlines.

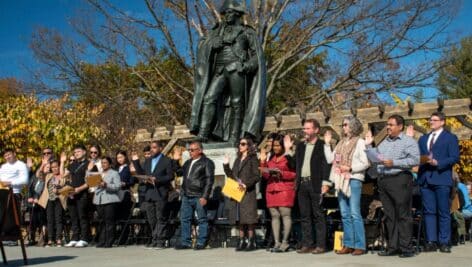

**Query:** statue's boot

left=198, top=104, right=214, bottom=143
left=228, top=107, right=242, bottom=146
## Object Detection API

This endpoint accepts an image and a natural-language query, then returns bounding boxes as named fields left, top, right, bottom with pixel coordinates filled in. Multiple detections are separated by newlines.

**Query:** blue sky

left=1, top=0, right=471, bottom=100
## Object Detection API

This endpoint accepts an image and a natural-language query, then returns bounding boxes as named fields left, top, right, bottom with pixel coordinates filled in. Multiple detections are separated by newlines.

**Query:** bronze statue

left=190, top=0, right=266, bottom=145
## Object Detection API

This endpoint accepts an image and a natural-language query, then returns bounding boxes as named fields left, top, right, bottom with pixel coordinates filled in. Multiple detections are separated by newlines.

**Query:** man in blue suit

left=418, top=112, right=460, bottom=253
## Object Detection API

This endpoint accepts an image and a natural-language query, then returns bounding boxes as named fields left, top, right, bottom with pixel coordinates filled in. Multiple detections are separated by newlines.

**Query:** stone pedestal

left=202, top=146, right=238, bottom=176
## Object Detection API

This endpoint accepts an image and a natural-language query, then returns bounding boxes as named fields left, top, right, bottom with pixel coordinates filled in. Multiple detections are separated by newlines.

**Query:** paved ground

left=3, top=243, right=472, bottom=267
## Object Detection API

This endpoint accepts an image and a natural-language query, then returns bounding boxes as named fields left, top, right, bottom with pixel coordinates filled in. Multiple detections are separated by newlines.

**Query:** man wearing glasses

left=132, top=140, right=174, bottom=249
left=42, top=148, right=54, bottom=161
left=365, top=114, right=419, bottom=258
left=173, top=141, right=215, bottom=250
left=418, top=112, right=460, bottom=253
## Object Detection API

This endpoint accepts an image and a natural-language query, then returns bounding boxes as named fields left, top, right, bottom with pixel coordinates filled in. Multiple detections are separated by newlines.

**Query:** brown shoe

left=336, top=247, right=354, bottom=255
left=311, top=247, right=326, bottom=254
left=296, top=246, right=313, bottom=254
left=351, top=249, right=365, bottom=256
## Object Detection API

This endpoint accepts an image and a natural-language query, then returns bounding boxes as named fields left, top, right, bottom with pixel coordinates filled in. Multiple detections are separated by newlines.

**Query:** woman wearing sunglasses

left=223, top=137, right=260, bottom=251
left=87, top=145, right=103, bottom=172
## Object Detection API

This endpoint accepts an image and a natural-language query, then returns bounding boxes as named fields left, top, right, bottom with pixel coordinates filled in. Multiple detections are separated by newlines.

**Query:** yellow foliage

left=455, top=140, right=472, bottom=182
left=0, top=94, right=102, bottom=166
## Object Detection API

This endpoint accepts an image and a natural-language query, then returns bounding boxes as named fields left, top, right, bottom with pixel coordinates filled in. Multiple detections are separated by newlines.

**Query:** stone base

left=203, top=146, right=238, bottom=176
left=201, top=142, right=237, bottom=150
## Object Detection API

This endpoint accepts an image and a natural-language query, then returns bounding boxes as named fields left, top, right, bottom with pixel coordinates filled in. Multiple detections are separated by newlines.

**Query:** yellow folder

left=334, top=231, right=344, bottom=252
left=222, top=177, right=246, bottom=203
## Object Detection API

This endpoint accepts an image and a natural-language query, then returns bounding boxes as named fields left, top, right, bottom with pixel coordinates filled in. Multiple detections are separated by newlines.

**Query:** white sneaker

left=75, top=240, right=88, bottom=248
left=65, top=240, right=78, bottom=247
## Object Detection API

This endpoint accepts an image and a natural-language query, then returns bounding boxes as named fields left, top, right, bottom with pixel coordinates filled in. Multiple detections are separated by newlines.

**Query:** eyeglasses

left=90, top=151, right=98, bottom=155
left=239, top=142, right=248, bottom=146
left=43, top=152, right=52, bottom=155
left=188, top=148, right=200, bottom=152
left=429, top=119, right=441, bottom=122
left=342, top=123, right=348, bottom=127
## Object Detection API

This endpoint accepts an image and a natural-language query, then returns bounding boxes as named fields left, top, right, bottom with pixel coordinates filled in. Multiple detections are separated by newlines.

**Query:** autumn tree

left=29, top=0, right=459, bottom=127
left=437, top=36, right=472, bottom=99
left=0, top=94, right=102, bottom=164
left=0, top=78, right=23, bottom=98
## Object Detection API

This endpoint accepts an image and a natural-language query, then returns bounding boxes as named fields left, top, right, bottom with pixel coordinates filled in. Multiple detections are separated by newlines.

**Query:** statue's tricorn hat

left=220, top=0, right=246, bottom=14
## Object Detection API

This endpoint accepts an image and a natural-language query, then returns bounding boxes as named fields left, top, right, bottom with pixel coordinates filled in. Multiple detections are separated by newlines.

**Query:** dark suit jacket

left=417, top=130, right=460, bottom=187
left=295, top=138, right=331, bottom=193
left=132, top=154, right=174, bottom=202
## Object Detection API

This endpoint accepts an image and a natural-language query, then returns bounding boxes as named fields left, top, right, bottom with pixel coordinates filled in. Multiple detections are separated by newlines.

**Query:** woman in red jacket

left=260, top=134, right=296, bottom=252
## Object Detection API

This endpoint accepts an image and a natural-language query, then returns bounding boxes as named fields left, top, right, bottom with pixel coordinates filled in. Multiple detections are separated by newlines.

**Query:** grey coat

left=223, top=154, right=260, bottom=225
left=93, top=169, right=121, bottom=205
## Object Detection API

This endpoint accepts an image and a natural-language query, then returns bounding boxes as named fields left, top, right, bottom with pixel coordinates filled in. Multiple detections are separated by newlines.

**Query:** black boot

left=235, top=238, right=247, bottom=251
left=228, top=109, right=242, bottom=146
left=198, top=103, right=216, bottom=143
left=197, top=132, right=209, bottom=143
left=245, top=237, right=256, bottom=251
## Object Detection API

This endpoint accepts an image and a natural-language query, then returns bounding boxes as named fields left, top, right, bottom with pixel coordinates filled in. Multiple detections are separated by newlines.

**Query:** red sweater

left=260, top=155, right=296, bottom=192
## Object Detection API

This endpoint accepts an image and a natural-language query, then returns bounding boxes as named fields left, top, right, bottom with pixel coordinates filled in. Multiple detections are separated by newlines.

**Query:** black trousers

left=67, top=192, right=90, bottom=241
left=144, top=200, right=168, bottom=245
left=377, top=172, right=413, bottom=252
left=46, top=199, right=64, bottom=241
left=297, top=182, right=326, bottom=248
left=29, top=205, right=46, bottom=241
left=97, top=203, right=117, bottom=247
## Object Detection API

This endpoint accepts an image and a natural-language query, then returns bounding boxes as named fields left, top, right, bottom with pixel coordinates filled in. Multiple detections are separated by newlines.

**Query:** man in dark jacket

left=132, top=140, right=174, bottom=249
left=174, top=141, right=215, bottom=250
left=295, top=119, right=331, bottom=254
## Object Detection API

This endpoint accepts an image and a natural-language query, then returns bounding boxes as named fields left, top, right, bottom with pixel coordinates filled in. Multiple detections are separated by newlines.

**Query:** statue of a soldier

left=190, top=0, right=266, bottom=145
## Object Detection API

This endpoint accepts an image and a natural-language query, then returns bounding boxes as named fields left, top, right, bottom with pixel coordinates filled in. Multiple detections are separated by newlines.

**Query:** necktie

left=428, top=133, right=436, bottom=152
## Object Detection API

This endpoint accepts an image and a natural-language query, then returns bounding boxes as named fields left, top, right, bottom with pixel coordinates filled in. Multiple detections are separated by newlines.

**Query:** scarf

left=330, top=136, right=360, bottom=197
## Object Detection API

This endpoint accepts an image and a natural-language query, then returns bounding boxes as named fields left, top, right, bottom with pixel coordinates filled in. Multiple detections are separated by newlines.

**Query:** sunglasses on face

left=43, top=152, right=52, bottom=155
left=342, top=123, right=348, bottom=127
left=90, top=151, right=98, bottom=155
left=239, top=142, right=248, bottom=146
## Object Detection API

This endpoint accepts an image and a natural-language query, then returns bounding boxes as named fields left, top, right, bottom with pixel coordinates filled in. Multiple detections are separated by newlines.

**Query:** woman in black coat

left=115, top=150, right=135, bottom=245
left=223, top=137, right=260, bottom=251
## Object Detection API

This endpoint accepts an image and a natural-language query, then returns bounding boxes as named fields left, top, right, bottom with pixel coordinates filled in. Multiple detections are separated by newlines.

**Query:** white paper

left=365, top=149, right=383, bottom=163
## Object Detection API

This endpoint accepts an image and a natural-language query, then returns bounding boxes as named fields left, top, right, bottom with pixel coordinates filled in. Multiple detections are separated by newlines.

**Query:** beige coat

left=38, top=173, right=67, bottom=210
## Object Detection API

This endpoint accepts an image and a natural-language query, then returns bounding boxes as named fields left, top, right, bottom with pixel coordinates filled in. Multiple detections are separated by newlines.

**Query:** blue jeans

left=180, top=195, right=208, bottom=246
left=338, top=179, right=365, bottom=250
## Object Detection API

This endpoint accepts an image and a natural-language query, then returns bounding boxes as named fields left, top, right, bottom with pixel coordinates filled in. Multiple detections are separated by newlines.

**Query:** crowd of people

left=0, top=112, right=469, bottom=258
